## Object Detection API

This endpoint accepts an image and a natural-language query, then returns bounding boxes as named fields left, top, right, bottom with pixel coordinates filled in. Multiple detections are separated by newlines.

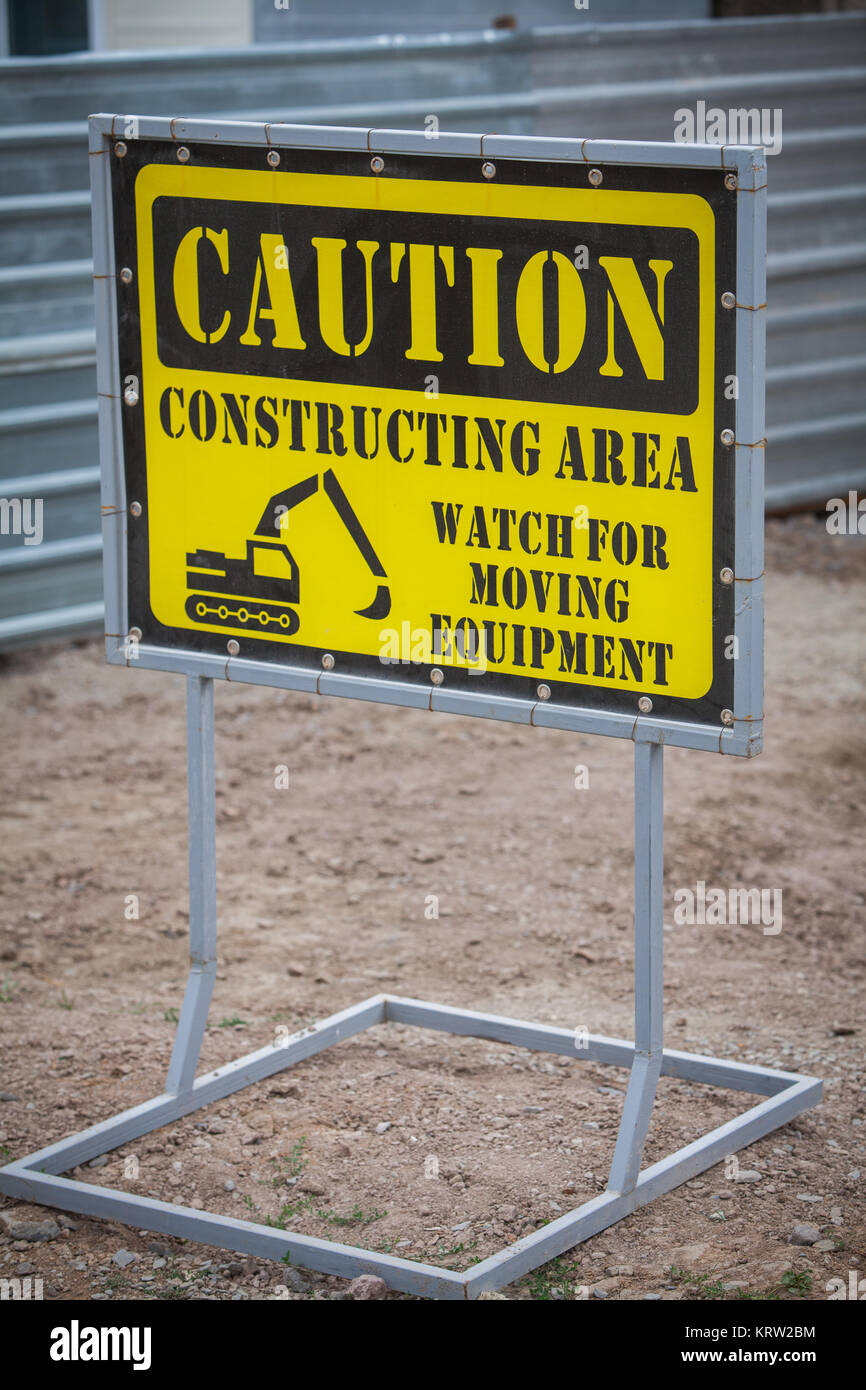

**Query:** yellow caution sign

left=123, top=151, right=734, bottom=715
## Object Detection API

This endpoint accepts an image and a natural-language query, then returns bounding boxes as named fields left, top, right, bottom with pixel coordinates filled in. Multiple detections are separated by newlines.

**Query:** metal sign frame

left=95, top=114, right=763, bottom=756
left=0, top=118, right=820, bottom=1301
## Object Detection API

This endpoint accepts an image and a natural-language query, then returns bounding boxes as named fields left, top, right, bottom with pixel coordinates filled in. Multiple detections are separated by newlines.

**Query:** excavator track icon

left=184, top=468, right=391, bottom=637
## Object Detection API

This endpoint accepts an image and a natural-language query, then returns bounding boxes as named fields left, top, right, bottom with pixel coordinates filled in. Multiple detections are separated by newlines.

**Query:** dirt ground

left=0, top=513, right=863, bottom=1302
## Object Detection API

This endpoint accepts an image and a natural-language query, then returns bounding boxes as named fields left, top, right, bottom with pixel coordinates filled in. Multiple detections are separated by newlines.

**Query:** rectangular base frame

left=0, top=993, right=821, bottom=1301
left=0, top=678, right=821, bottom=1299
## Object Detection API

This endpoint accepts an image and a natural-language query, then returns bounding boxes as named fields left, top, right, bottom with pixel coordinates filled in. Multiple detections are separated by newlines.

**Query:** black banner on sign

left=152, top=196, right=700, bottom=413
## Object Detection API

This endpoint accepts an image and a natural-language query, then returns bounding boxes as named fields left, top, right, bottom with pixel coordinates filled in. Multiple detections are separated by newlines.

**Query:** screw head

left=128, top=626, right=142, bottom=642
left=482, top=161, right=496, bottom=180
left=724, top=173, right=738, bottom=191
left=720, top=428, right=735, bottom=447
left=720, top=567, right=734, bottom=585
left=114, top=141, right=127, bottom=158
left=267, top=150, right=280, bottom=168
left=536, top=683, right=551, bottom=701
left=177, top=146, right=190, bottom=163
left=638, top=695, right=653, bottom=714
left=123, top=383, right=139, bottom=407
left=227, top=639, right=240, bottom=656
left=430, top=668, right=444, bottom=686
left=119, top=266, right=133, bottom=285
left=129, top=500, right=142, bottom=518
left=721, top=708, right=735, bottom=726
left=321, top=653, right=335, bottom=671
left=721, top=290, right=736, bottom=310
left=370, top=155, right=384, bottom=174
left=588, top=168, right=603, bottom=187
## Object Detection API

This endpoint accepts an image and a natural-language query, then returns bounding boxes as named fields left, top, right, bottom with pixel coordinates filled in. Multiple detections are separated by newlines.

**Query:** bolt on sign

left=92, top=118, right=766, bottom=755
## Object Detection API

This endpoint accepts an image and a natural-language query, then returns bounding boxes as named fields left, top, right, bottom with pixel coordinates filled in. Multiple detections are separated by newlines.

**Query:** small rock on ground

left=349, top=1275, right=387, bottom=1300
left=789, top=1224, right=821, bottom=1246
left=283, top=1267, right=310, bottom=1295
left=0, top=1212, right=59, bottom=1242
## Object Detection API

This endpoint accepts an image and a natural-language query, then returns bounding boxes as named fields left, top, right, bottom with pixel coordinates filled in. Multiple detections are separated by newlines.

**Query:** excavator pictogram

left=184, top=467, right=391, bottom=637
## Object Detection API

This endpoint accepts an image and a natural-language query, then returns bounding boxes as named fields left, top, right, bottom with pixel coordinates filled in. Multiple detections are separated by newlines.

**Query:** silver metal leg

left=165, top=676, right=218, bottom=1095
left=607, top=741, right=664, bottom=1195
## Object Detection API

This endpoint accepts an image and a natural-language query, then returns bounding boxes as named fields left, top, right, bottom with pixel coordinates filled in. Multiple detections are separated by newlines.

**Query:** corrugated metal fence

left=0, top=13, right=864, bottom=647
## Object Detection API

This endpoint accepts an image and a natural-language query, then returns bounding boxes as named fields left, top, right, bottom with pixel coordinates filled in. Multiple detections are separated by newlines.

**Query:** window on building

left=7, top=0, right=89, bottom=57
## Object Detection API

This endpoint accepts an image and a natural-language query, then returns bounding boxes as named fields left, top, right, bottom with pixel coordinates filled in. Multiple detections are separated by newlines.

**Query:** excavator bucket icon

left=184, top=468, right=391, bottom=637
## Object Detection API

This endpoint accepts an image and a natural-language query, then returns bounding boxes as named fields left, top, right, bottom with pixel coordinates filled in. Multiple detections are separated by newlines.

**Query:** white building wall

left=89, top=0, right=252, bottom=51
